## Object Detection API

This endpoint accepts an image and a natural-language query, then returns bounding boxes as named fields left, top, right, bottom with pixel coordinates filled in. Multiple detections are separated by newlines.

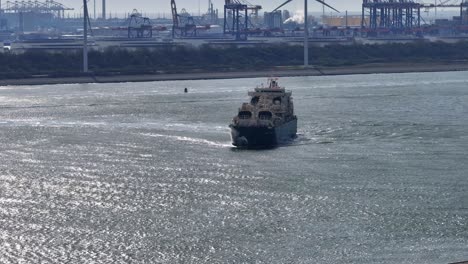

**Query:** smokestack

left=102, top=0, right=106, bottom=19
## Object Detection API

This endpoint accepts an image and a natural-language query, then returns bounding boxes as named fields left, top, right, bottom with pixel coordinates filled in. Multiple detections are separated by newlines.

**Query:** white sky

left=59, top=0, right=364, bottom=17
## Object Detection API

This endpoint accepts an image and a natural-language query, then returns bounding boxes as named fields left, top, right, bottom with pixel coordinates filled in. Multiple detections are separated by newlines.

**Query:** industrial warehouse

left=0, top=0, right=468, bottom=52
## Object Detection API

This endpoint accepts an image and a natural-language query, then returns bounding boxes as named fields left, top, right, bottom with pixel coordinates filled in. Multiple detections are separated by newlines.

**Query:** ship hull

left=230, top=119, right=297, bottom=148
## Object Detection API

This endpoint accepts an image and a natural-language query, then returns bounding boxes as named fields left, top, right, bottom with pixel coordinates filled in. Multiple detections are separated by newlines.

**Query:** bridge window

left=259, top=111, right=273, bottom=120
left=238, top=111, right=252, bottom=119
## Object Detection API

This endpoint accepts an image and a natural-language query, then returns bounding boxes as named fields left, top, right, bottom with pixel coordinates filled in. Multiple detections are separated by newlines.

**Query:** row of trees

left=1, top=41, right=468, bottom=79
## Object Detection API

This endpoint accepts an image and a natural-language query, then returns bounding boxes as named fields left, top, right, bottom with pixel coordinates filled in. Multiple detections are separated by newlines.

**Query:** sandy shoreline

left=1, top=62, right=467, bottom=86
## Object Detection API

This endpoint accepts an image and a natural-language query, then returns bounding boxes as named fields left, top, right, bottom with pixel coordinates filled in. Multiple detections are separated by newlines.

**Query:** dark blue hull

left=230, top=119, right=297, bottom=147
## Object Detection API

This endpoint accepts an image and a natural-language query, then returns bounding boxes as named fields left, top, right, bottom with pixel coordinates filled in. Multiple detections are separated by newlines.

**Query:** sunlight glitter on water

left=0, top=71, right=468, bottom=263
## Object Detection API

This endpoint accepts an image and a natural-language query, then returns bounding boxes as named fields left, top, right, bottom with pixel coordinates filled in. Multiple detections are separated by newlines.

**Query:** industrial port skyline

left=1, top=0, right=467, bottom=55
left=4, top=0, right=463, bottom=18
left=52, top=0, right=364, bottom=16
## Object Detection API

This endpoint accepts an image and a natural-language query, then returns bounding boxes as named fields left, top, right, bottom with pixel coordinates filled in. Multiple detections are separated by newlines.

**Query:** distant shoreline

left=1, top=62, right=468, bottom=86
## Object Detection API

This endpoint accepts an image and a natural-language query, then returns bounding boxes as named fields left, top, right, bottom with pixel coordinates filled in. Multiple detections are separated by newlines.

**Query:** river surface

left=0, top=71, right=467, bottom=263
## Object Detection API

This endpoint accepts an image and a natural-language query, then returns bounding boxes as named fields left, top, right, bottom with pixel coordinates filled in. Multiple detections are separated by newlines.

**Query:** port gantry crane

left=223, top=0, right=262, bottom=40
left=171, top=0, right=200, bottom=37
left=361, top=0, right=468, bottom=36
left=422, top=0, right=468, bottom=9
left=420, top=0, right=468, bottom=24
left=127, top=9, right=153, bottom=38
left=361, top=0, right=423, bottom=34
left=4, top=0, right=74, bottom=18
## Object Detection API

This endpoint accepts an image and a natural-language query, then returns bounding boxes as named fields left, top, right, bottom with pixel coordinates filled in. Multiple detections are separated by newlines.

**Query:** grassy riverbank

left=1, top=41, right=468, bottom=85
left=1, top=61, right=467, bottom=86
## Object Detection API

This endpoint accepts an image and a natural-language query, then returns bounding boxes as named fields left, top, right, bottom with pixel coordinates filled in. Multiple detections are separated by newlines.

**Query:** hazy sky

left=60, top=0, right=364, bottom=17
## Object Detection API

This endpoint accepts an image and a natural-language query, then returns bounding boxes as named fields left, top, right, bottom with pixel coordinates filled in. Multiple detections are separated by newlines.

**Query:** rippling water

left=1, top=72, right=467, bottom=263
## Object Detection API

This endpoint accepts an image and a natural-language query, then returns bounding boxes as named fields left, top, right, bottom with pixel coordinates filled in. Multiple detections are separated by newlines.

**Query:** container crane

left=223, top=0, right=262, bottom=40
left=127, top=9, right=153, bottom=38
left=420, top=0, right=468, bottom=24
left=171, top=0, right=197, bottom=37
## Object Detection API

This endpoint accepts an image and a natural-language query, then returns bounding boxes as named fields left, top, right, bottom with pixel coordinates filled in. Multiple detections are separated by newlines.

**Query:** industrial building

left=264, top=10, right=283, bottom=29
left=323, top=15, right=364, bottom=27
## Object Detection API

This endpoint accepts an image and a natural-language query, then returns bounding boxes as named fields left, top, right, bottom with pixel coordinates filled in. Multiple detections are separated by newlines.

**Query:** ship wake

left=138, top=132, right=232, bottom=148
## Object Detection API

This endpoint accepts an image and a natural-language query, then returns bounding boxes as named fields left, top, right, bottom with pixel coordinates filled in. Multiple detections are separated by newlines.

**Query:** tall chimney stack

left=102, top=0, right=106, bottom=19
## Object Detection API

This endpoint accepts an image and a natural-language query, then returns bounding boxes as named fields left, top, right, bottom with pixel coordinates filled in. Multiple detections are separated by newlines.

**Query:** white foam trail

left=139, top=133, right=232, bottom=148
